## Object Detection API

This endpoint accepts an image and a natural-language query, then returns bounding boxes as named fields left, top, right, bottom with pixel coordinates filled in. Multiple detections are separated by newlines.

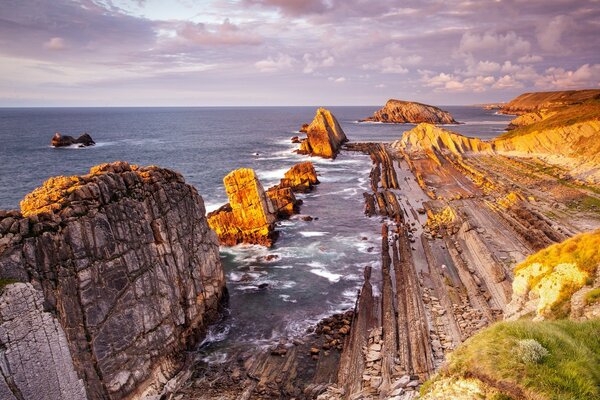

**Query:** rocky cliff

left=362, top=99, right=458, bottom=124
left=0, top=161, right=226, bottom=399
left=297, top=108, right=348, bottom=158
left=499, top=89, right=600, bottom=115
left=208, top=162, right=319, bottom=244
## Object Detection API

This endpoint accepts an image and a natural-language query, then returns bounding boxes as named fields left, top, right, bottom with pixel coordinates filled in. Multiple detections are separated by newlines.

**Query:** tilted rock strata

left=506, top=110, right=556, bottom=130
left=499, top=89, right=600, bottom=115
left=297, top=108, right=348, bottom=158
left=208, top=168, right=277, bottom=246
left=281, top=161, right=319, bottom=192
left=363, top=99, right=458, bottom=124
left=0, top=161, right=226, bottom=399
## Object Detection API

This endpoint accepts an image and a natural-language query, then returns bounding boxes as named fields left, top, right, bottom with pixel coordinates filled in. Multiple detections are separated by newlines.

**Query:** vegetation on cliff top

left=498, top=98, right=600, bottom=139
left=422, top=319, right=600, bottom=400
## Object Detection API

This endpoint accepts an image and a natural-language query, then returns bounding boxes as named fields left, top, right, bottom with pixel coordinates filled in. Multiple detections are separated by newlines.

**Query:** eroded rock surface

left=51, top=132, right=95, bottom=147
left=362, top=100, right=458, bottom=124
left=297, top=108, right=348, bottom=158
left=0, top=161, right=226, bottom=399
left=208, top=168, right=277, bottom=246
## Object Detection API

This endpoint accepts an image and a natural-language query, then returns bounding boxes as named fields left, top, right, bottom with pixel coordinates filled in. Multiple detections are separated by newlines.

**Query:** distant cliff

left=499, top=89, right=600, bottom=115
left=0, top=162, right=226, bottom=399
left=362, top=99, right=458, bottom=124
left=297, top=108, right=348, bottom=158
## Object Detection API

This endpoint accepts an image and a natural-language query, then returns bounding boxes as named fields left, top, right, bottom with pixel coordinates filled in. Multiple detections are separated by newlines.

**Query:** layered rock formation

left=208, top=168, right=277, bottom=246
left=51, top=132, right=95, bottom=147
left=0, top=162, right=226, bottom=399
left=267, top=161, right=319, bottom=218
left=362, top=99, right=458, bottom=124
left=499, top=89, right=600, bottom=115
left=297, top=108, right=348, bottom=158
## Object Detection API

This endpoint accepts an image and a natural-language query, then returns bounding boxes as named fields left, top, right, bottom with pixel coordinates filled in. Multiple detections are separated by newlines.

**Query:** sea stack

left=51, top=132, right=96, bottom=147
left=297, top=108, right=348, bottom=158
left=208, top=168, right=278, bottom=246
left=267, top=161, right=319, bottom=218
left=0, top=161, right=226, bottom=399
left=362, top=99, right=458, bottom=124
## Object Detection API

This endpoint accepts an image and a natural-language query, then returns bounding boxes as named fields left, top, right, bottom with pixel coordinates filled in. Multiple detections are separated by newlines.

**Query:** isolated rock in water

left=297, top=108, right=348, bottom=158
left=362, top=99, right=458, bottom=124
left=208, top=168, right=277, bottom=246
left=280, top=161, right=319, bottom=192
left=0, top=161, right=226, bottom=399
left=51, top=132, right=96, bottom=147
left=267, top=186, right=298, bottom=219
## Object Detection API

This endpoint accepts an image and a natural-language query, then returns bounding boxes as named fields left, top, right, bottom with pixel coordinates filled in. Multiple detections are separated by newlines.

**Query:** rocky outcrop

left=362, top=100, right=458, bottom=124
left=208, top=168, right=277, bottom=246
left=51, top=132, right=95, bottom=147
left=208, top=163, right=320, bottom=243
left=506, top=110, right=556, bottom=130
left=499, top=89, right=600, bottom=115
left=0, top=161, right=226, bottom=399
left=297, top=108, right=348, bottom=158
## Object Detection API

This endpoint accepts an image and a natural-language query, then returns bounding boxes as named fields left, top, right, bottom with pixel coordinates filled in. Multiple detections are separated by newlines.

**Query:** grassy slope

left=423, top=319, right=600, bottom=400
left=498, top=98, right=600, bottom=140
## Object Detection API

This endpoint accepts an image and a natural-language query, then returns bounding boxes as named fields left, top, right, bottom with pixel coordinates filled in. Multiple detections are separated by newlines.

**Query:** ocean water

left=0, top=106, right=512, bottom=351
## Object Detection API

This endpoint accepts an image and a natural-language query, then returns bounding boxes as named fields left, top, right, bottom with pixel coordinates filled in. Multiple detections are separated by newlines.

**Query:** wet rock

left=51, top=132, right=95, bottom=147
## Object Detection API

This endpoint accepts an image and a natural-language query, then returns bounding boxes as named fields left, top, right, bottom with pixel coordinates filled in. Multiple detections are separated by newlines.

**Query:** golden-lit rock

left=499, top=89, right=600, bottom=115
left=280, top=161, right=319, bottom=192
left=208, top=168, right=277, bottom=246
left=266, top=186, right=298, bottom=219
left=297, top=108, right=348, bottom=158
left=362, top=99, right=458, bottom=124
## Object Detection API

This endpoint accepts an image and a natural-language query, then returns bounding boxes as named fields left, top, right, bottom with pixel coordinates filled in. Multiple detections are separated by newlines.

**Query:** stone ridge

left=362, top=99, right=458, bottom=124
left=298, top=108, right=348, bottom=158
left=499, top=89, right=600, bottom=115
left=0, top=161, right=226, bottom=399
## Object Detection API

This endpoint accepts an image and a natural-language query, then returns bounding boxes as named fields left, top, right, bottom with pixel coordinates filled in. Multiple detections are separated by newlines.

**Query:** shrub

left=516, top=339, right=549, bottom=364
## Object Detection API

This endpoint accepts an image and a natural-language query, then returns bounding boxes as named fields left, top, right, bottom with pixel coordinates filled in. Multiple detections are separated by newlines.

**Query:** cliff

left=207, top=168, right=277, bottom=246
left=0, top=161, right=226, bottom=399
left=297, top=108, right=348, bottom=158
left=362, top=99, right=458, bottom=124
left=499, top=89, right=600, bottom=115
left=208, top=162, right=319, bottom=244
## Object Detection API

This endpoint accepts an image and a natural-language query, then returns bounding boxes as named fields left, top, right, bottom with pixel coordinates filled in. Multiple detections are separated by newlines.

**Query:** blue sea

left=0, top=106, right=512, bottom=351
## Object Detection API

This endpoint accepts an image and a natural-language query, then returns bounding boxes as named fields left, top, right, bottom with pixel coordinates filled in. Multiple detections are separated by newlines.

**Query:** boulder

left=0, top=161, right=226, bottom=399
left=51, top=132, right=96, bottom=147
left=297, top=108, right=348, bottom=158
left=362, top=99, right=458, bottom=124
left=208, top=168, right=277, bottom=246
left=280, top=161, right=319, bottom=192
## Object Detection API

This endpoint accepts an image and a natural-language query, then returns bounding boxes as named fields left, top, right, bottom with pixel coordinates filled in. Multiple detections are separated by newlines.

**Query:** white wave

left=279, top=294, right=297, bottom=303
left=300, top=231, right=328, bottom=237
left=309, top=267, right=342, bottom=283
left=256, top=167, right=289, bottom=184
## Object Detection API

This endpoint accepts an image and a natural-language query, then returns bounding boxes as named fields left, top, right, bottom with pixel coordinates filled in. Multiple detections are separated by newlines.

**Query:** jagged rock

left=0, top=161, right=226, bottom=399
left=208, top=168, right=277, bottom=246
left=51, top=132, right=95, bottom=147
left=280, top=161, right=319, bottom=192
left=362, top=99, right=458, bottom=124
left=267, top=186, right=298, bottom=219
left=297, top=108, right=348, bottom=158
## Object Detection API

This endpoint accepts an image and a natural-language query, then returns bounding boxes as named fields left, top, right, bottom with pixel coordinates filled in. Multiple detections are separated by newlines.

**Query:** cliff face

left=297, top=108, right=348, bottom=158
left=0, top=162, right=226, bottom=399
left=499, top=89, right=600, bottom=115
left=362, top=100, right=458, bottom=124
left=391, top=123, right=491, bottom=157
left=208, top=168, right=277, bottom=246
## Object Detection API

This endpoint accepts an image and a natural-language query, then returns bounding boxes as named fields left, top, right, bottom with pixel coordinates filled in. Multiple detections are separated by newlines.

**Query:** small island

left=361, top=99, right=459, bottom=124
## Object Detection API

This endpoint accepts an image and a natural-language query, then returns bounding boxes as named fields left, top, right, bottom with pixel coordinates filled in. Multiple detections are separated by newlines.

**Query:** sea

left=0, top=106, right=512, bottom=356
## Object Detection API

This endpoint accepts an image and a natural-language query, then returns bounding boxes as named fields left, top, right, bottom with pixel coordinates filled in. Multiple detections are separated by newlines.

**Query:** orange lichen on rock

left=208, top=168, right=277, bottom=246
left=297, top=108, right=348, bottom=158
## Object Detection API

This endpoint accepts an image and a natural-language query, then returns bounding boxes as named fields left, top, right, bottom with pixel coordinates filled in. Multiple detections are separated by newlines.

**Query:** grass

left=498, top=98, right=600, bottom=139
left=0, top=278, right=18, bottom=293
left=585, top=288, right=600, bottom=305
left=423, top=319, right=600, bottom=400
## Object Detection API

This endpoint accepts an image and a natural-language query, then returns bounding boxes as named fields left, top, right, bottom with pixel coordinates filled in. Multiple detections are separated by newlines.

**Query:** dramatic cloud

left=0, top=0, right=599, bottom=106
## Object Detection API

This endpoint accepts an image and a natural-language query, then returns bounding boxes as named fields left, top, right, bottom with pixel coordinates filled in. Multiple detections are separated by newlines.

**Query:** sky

left=0, top=0, right=599, bottom=106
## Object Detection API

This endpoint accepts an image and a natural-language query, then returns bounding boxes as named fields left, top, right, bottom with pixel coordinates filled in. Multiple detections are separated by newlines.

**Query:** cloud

left=458, top=31, right=531, bottom=57
left=255, top=53, right=295, bottom=72
left=243, top=0, right=329, bottom=15
left=517, top=54, right=543, bottom=63
left=177, top=19, right=261, bottom=46
left=362, top=55, right=421, bottom=74
left=44, top=37, right=66, bottom=50
left=537, top=16, right=571, bottom=52
left=535, top=64, right=600, bottom=89
left=493, top=74, right=523, bottom=89
left=303, top=51, right=335, bottom=73
left=328, top=76, right=346, bottom=83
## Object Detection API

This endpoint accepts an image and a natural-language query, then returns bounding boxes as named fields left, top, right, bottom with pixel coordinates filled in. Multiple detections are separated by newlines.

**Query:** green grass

left=585, top=288, right=600, bottom=305
left=424, top=319, right=600, bottom=400
left=0, top=278, right=18, bottom=293
left=498, top=98, right=600, bottom=139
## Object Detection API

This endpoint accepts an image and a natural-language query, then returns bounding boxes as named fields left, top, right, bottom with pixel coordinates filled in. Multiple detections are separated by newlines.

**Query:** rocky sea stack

left=0, top=161, right=226, bottom=399
left=362, top=99, right=458, bottom=124
left=297, top=108, right=348, bottom=158
left=51, top=132, right=96, bottom=147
